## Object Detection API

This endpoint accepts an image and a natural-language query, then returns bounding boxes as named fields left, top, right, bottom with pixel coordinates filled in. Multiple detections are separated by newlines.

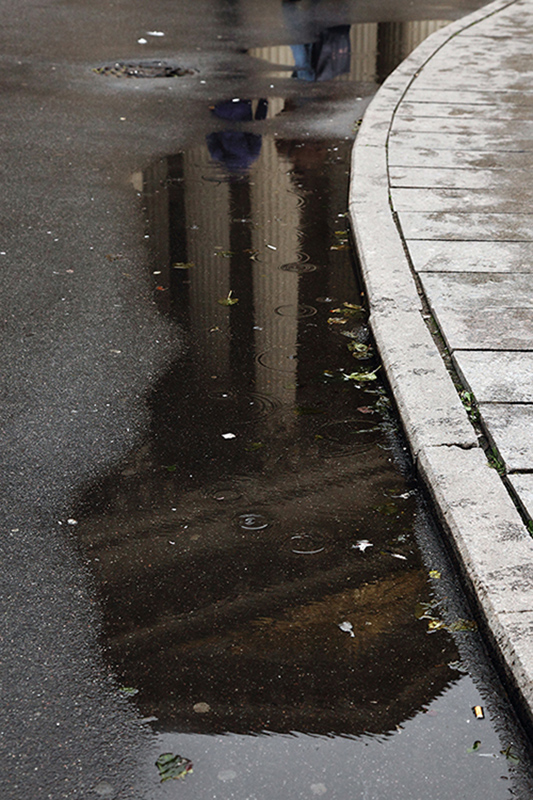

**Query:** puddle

left=74, top=7, right=533, bottom=798
left=74, top=131, right=533, bottom=797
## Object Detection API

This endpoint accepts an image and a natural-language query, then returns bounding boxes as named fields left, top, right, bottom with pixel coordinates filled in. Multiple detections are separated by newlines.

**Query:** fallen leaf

left=327, top=317, right=348, bottom=325
left=156, top=753, right=193, bottom=782
left=448, top=619, right=477, bottom=632
left=501, top=744, right=520, bottom=763
left=467, top=740, right=481, bottom=753
left=343, top=368, right=380, bottom=382
left=218, top=291, right=239, bottom=306
left=429, top=570, right=441, bottom=579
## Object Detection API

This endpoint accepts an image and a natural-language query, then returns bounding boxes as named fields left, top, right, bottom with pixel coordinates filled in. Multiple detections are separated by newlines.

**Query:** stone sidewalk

left=350, top=0, right=533, bottom=731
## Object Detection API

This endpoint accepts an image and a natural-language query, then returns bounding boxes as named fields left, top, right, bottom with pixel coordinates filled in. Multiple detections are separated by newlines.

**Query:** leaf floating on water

left=163, top=464, right=177, bottom=473
left=415, top=601, right=439, bottom=620
left=467, top=740, right=482, bottom=753
left=348, top=342, right=371, bottom=359
left=156, top=753, right=193, bottom=782
left=218, top=291, right=239, bottom=306
left=429, top=570, right=442, bottom=579
left=340, top=330, right=360, bottom=339
left=327, top=317, right=348, bottom=325
left=343, top=367, right=380, bottom=382
left=173, top=261, right=195, bottom=269
left=427, top=619, right=446, bottom=632
left=501, top=744, right=520, bottom=763
left=448, top=619, right=477, bottom=632
left=331, top=307, right=362, bottom=317
left=343, top=302, right=364, bottom=311
left=120, top=686, right=139, bottom=696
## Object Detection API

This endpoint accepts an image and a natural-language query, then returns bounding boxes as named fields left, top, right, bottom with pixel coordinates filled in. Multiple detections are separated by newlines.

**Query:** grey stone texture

left=350, top=0, right=533, bottom=730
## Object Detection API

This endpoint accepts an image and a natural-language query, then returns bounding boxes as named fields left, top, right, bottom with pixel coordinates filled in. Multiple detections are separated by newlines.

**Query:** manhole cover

left=93, top=61, right=196, bottom=78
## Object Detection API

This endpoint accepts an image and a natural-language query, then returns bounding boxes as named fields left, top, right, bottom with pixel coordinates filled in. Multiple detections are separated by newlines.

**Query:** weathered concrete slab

left=478, top=403, right=533, bottom=472
left=392, top=116, right=533, bottom=137
left=389, top=146, right=533, bottom=170
left=391, top=187, right=526, bottom=213
left=370, top=309, right=477, bottom=455
left=508, top=474, right=533, bottom=519
left=417, top=445, right=533, bottom=615
left=400, top=210, right=533, bottom=241
left=398, top=101, right=533, bottom=120
left=390, top=166, right=512, bottom=190
left=411, top=69, right=533, bottom=92
left=404, top=88, right=533, bottom=105
left=419, top=272, right=533, bottom=308
left=390, top=129, right=533, bottom=152
left=454, top=351, right=533, bottom=402
left=428, top=306, right=533, bottom=351
left=408, top=241, right=533, bottom=272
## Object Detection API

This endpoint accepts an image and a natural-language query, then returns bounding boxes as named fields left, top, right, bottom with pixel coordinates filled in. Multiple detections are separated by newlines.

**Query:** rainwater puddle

left=76, top=134, right=533, bottom=798
left=75, top=5, right=533, bottom=798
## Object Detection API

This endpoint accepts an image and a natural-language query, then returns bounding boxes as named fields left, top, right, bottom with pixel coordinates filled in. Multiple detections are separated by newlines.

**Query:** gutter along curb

left=349, top=0, right=533, bottom=730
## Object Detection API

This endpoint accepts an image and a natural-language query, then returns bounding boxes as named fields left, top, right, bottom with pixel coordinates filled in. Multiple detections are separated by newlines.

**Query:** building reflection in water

left=78, top=132, right=460, bottom=739
left=251, top=10, right=450, bottom=83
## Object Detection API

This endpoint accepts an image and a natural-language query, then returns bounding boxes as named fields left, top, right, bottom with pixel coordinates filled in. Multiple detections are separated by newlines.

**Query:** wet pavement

left=2, top=0, right=532, bottom=798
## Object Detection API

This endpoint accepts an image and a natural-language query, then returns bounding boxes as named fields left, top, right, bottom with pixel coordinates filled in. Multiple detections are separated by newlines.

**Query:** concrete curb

left=349, top=0, right=533, bottom=732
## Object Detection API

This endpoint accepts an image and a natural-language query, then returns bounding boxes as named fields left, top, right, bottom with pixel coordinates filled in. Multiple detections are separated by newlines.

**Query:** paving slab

left=409, top=241, right=533, bottom=272
left=508, top=474, right=533, bottom=519
left=478, top=403, right=533, bottom=472
left=390, top=130, right=533, bottom=152
left=453, top=351, right=533, bottom=402
left=427, top=306, right=533, bottom=351
left=390, top=166, right=515, bottom=190
left=398, top=101, right=533, bottom=120
left=390, top=147, right=533, bottom=170
left=392, top=116, right=533, bottom=137
left=391, top=187, right=527, bottom=213
left=419, top=272, right=533, bottom=308
left=400, top=210, right=533, bottom=240
left=351, top=0, right=533, bottom=731
left=403, top=88, right=533, bottom=105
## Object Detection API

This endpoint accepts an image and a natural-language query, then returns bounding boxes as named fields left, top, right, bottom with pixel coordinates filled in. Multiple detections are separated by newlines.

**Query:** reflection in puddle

left=74, top=131, right=533, bottom=795
left=76, top=10, right=533, bottom=795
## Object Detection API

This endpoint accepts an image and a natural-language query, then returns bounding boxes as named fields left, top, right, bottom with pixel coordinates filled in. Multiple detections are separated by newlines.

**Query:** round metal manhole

left=93, top=61, right=196, bottom=78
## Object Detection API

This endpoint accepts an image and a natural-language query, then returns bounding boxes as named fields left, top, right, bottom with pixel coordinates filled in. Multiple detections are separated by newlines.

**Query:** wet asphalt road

left=0, top=1, right=489, bottom=797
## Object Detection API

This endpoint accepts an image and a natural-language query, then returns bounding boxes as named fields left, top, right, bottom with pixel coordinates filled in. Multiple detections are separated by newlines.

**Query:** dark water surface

left=71, top=2, right=533, bottom=798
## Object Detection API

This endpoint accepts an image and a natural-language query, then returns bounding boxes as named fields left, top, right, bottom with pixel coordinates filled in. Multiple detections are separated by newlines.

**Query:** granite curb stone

left=350, top=0, right=533, bottom=729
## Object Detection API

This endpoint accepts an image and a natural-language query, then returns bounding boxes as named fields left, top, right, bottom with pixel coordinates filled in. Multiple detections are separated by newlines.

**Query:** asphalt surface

left=350, top=0, right=533, bottom=739
left=0, top=0, right=498, bottom=797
